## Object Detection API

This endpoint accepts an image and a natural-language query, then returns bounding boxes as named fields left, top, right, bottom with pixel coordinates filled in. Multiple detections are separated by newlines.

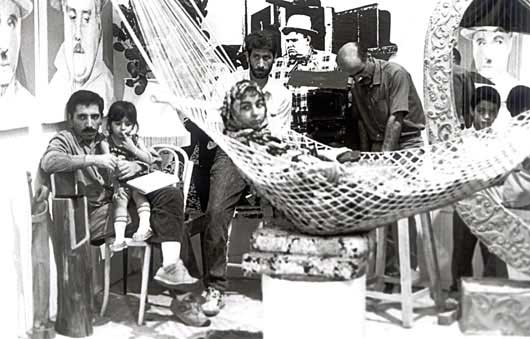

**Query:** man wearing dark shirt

left=337, top=42, right=425, bottom=152
left=337, top=41, right=426, bottom=275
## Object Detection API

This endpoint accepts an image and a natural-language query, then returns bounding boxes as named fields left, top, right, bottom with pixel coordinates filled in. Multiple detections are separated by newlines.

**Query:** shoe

left=110, top=240, right=127, bottom=252
left=132, top=228, right=153, bottom=241
left=201, top=287, right=225, bottom=317
left=154, top=261, right=198, bottom=287
left=170, top=293, right=211, bottom=327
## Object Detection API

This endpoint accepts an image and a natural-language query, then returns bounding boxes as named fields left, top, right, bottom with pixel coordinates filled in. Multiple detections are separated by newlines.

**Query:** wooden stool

left=366, top=213, right=444, bottom=328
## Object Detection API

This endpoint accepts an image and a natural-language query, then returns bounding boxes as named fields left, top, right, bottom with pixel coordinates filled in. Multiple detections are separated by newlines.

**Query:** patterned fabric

left=270, top=50, right=336, bottom=116
left=251, top=226, right=373, bottom=259
left=242, top=251, right=368, bottom=281
left=107, top=134, right=141, bottom=161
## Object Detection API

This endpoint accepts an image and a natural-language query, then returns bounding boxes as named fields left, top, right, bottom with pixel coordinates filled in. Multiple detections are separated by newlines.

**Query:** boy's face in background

left=473, top=100, right=500, bottom=130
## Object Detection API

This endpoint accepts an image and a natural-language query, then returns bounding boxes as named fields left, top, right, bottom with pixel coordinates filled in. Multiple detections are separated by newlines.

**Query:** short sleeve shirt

left=351, top=59, right=425, bottom=142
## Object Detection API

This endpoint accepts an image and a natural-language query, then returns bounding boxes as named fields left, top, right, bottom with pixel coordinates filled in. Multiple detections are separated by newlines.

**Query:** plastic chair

left=99, top=144, right=193, bottom=325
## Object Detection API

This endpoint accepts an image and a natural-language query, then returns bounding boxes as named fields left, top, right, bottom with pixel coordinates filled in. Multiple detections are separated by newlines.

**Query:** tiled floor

left=49, top=272, right=523, bottom=339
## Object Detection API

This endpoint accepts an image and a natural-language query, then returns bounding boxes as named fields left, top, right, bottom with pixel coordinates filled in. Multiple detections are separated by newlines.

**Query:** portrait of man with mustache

left=47, top=0, right=114, bottom=123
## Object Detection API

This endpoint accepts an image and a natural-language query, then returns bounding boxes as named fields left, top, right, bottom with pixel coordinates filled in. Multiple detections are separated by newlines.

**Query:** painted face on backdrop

left=471, top=28, right=513, bottom=81
left=231, top=89, right=267, bottom=130
left=0, top=0, right=21, bottom=89
left=248, top=48, right=274, bottom=79
left=473, top=100, right=500, bottom=130
left=62, top=0, right=102, bottom=84
left=285, top=31, right=311, bottom=59
left=70, top=103, right=102, bottom=142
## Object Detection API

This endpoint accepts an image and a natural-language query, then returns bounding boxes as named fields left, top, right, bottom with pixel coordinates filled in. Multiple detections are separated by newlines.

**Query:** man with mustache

left=40, top=90, right=208, bottom=326
left=47, top=0, right=114, bottom=122
left=269, top=14, right=336, bottom=130
left=0, top=1, right=43, bottom=337
left=0, top=0, right=36, bottom=128
left=198, top=31, right=291, bottom=317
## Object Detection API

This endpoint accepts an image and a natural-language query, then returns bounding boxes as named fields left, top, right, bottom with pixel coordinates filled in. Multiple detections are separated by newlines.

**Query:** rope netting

left=114, top=0, right=530, bottom=235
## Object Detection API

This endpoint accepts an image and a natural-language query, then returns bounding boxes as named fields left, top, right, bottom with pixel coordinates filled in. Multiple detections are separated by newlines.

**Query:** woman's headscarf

left=220, top=79, right=268, bottom=133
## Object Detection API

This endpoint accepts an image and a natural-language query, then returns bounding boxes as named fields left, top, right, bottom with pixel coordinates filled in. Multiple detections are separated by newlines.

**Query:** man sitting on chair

left=40, top=90, right=197, bottom=287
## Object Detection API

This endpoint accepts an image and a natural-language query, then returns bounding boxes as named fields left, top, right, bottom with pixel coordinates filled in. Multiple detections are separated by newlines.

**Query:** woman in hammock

left=219, top=79, right=359, bottom=182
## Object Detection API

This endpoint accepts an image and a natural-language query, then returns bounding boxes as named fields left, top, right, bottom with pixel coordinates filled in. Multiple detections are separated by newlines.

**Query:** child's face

left=232, top=91, right=266, bottom=130
left=110, top=117, right=134, bottom=139
left=473, top=100, right=499, bottom=130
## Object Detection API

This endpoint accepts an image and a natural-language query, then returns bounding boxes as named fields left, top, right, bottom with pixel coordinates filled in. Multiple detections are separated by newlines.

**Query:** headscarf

left=220, top=79, right=268, bottom=133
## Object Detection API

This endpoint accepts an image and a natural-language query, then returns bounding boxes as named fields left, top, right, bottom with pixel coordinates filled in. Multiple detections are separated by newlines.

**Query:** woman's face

left=110, top=117, right=134, bottom=139
left=231, top=90, right=267, bottom=130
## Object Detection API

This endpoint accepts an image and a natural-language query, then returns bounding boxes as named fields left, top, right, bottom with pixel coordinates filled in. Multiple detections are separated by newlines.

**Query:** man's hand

left=92, top=154, right=119, bottom=170
left=117, top=160, right=143, bottom=180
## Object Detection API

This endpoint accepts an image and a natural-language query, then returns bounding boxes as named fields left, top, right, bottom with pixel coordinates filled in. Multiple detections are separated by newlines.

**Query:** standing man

left=200, top=30, right=292, bottom=317
left=270, top=14, right=335, bottom=130
left=47, top=0, right=114, bottom=122
left=336, top=41, right=426, bottom=276
left=451, top=86, right=507, bottom=291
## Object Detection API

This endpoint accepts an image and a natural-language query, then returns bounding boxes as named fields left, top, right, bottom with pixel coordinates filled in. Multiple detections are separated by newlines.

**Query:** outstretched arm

left=41, top=136, right=118, bottom=173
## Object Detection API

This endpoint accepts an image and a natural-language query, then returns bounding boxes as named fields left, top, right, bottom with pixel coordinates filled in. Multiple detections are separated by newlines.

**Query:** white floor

left=49, top=275, right=525, bottom=339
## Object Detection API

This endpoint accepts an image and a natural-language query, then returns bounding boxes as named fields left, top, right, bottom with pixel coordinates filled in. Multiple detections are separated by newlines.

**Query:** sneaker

left=201, top=287, right=225, bottom=317
left=154, top=261, right=198, bottom=287
left=109, top=240, right=127, bottom=252
left=170, top=293, right=211, bottom=327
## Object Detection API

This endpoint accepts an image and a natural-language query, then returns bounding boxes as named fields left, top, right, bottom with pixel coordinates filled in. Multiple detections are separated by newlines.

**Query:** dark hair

left=452, top=48, right=462, bottom=65
left=244, top=31, right=277, bottom=58
left=471, top=86, right=501, bottom=110
left=66, top=90, right=104, bottom=118
left=507, top=85, right=530, bottom=117
left=106, top=101, right=139, bottom=134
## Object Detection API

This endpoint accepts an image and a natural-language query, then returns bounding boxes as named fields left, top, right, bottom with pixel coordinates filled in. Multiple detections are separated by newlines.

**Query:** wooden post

left=50, top=197, right=94, bottom=338
left=31, top=201, right=55, bottom=339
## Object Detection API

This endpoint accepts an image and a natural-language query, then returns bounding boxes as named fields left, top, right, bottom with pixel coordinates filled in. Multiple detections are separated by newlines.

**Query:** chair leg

left=100, top=242, right=111, bottom=317
left=138, top=244, right=152, bottom=325
left=397, top=218, right=413, bottom=328
left=374, top=226, right=387, bottom=291
left=200, top=233, right=208, bottom=279
left=122, top=248, right=129, bottom=295
left=417, top=212, right=445, bottom=310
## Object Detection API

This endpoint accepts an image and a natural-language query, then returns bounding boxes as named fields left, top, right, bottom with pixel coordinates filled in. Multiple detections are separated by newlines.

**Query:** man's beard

left=250, top=67, right=270, bottom=79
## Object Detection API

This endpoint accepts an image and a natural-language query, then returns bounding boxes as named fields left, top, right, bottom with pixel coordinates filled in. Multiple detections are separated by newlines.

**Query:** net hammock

left=113, top=0, right=530, bottom=235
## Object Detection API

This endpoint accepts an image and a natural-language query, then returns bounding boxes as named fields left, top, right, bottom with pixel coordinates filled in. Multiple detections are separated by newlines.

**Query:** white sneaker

left=201, top=287, right=225, bottom=317
left=154, top=261, right=198, bottom=286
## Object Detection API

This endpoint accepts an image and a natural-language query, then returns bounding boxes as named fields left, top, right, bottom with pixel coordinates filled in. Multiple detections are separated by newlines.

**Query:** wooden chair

left=99, top=144, right=194, bottom=325
left=49, top=172, right=94, bottom=337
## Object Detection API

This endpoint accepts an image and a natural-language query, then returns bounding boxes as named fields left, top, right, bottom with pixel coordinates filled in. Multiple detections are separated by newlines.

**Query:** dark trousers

left=451, top=211, right=508, bottom=289
left=203, top=148, right=247, bottom=291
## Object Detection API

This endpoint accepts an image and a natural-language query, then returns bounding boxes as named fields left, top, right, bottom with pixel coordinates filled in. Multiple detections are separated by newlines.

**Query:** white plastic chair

left=99, top=144, right=193, bottom=325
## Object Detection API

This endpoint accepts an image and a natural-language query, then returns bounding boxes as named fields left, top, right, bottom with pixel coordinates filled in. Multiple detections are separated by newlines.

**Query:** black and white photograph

left=4, top=0, right=530, bottom=338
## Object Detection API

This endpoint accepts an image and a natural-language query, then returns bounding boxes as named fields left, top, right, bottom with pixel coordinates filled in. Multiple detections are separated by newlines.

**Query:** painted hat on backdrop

left=281, top=14, right=318, bottom=36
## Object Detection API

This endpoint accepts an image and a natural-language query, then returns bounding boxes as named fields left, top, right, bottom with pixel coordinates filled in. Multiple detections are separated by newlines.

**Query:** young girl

left=105, top=101, right=155, bottom=251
